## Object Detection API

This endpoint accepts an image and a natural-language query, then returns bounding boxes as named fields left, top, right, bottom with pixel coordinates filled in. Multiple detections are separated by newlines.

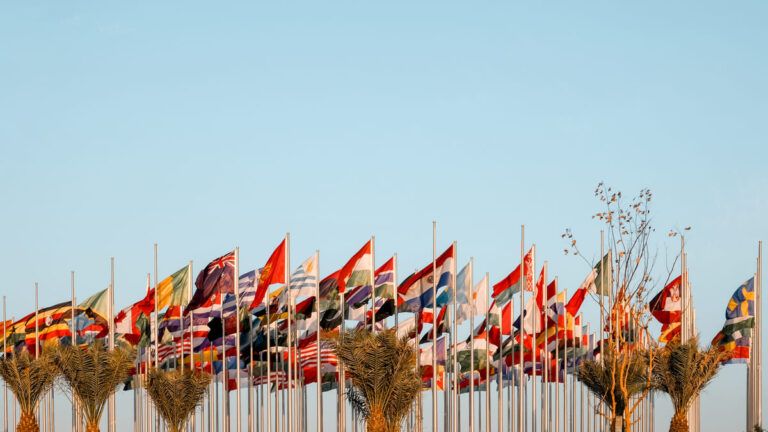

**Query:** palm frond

left=334, top=329, right=420, bottom=432
left=52, top=341, right=136, bottom=429
left=0, top=350, right=58, bottom=413
left=145, top=368, right=212, bottom=432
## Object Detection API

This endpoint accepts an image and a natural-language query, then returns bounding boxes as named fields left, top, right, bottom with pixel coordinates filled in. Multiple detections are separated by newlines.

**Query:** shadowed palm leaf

left=0, top=350, right=59, bottom=432
left=334, top=329, right=421, bottom=432
left=577, top=348, right=650, bottom=431
left=145, top=368, right=212, bottom=432
left=53, top=342, right=136, bottom=432
left=652, top=337, right=725, bottom=432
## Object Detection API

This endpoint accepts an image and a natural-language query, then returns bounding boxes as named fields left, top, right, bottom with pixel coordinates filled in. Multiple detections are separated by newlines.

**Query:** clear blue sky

left=1, top=2, right=766, bottom=431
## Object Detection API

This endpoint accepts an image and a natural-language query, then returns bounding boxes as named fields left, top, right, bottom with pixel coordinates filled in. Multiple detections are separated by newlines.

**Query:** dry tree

left=0, top=350, right=59, bottom=432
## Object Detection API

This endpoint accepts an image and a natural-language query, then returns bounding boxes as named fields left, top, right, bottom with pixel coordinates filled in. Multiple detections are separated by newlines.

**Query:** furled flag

left=492, top=246, right=534, bottom=305
left=251, top=239, right=287, bottom=310
left=289, top=254, right=319, bottom=300
left=398, top=245, right=455, bottom=313
left=186, top=251, right=236, bottom=313
left=157, top=266, right=191, bottom=311
left=337, top=240, right=373, bottom=294
left=648, top=275, right=682, bottom=343
left=713, top=277, right=756, bottom=364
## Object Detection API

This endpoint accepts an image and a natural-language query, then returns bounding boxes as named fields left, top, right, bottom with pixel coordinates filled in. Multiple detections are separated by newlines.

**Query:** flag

left=374, top=257, right=395, bottom=299
left=592, top=251, right=612, bottom=296
left=648, top=275, right=682, bottom=343
left=492, top=246, right=534, bottom=304
left=565, top=269, right=597, bottom=317
left=157, top=266, right=191, bottom=310
left=398, top=245, right=455, bottom=312
left=289, top=254, right=319, bottom=300
left=337, top=240, right=373, bottom=294
left=251, top=239, right=287, bottom=310
left=186, top=251, right=236, bottom=312
left=25, top=302, right=71, bottom=347
left=471, top=274, right=489, bottom=316
left=115, top=288, right=155, bottom=346
left=454, top=262, right=472, bottom=324
left=714, top=278, right=756, bottom=364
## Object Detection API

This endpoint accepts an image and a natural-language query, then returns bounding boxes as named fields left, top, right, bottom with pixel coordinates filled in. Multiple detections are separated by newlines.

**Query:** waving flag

left=649, top=275, right=682, bottom=343
left=157, top=266, right=191, bottom=310
left=714, top=277, right=756, bottom=364
left=398, top=245, right=455, bottom=312
left=493, top=247, right=534, bottom=304
left=337, top=240, right=373, bottom=294
left=592, top=251, right=613, bottom=297
left=289, top=254, right=319, bottom=300
left=186, top=251, right=235, bottom=313
left=251, top=239, right=287, bottom=310
left=374, top=257, right=395, bottom=299
left=454, top=262, right=472, bottom=324
left=471, top=274, right=489, bottom=317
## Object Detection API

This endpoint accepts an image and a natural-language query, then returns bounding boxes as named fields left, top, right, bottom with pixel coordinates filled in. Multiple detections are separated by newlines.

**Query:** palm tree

left=334, top=329, right=421, bottom=432
left=0, top=350, right=59, bottom=432
left=652, top=337, right=725, bottom=432
left=145, top=368, right=212, bottom=432
left=53, top=342, right=136, bottom=432
left=577, top=346, right=651, bottom=432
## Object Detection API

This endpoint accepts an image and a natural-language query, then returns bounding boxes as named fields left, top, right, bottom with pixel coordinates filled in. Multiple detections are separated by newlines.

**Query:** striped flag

left=289, top=255, right=319, bottom=300
left=298, top=340, right=338, bottom=371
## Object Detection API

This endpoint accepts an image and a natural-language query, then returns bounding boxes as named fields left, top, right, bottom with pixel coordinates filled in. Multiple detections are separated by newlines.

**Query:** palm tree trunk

left=16, top=411, right=39, bottom=432
left=610, top=415, right=624, bottom=432
left=85, top=421, right=100, bottom=432
left=669, top=411, right=689, bottom=432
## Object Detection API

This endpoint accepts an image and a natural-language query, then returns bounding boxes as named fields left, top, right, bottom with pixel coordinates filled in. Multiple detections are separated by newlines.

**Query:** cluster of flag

left=0, top=237, right=760, bottom=400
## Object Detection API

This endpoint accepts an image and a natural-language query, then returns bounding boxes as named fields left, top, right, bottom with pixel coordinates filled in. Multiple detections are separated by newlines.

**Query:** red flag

left=251, top=239, right=287, bottom=309
left=649, top=275, right=682, bottom=325
left=337, top=240, right=373, bottom=294
left=492, top=247, right=534, bottom=298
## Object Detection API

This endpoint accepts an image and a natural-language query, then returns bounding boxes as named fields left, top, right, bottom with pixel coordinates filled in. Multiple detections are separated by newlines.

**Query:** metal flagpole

left=497, top=301, right=503, bottom=432
left=371, top=236, right=376, bottom=332
left=543, top=262, right=549, bottom=432
left=34, top=283, right=39, bottom=426
left=109, top=257, right=116, bottom=432
left=484, top=272, right=490, bottom=432
left=189, top=261, right=196, bottom=432
left=531, top=248, right=538, bottom=432
left=266, top=266, right=272, bottom=432
left=286, top=295, right=293, bottom=432
left=2, top=297, right=7, bottom=432
left=154, top=245, right=161, bottom=432
left=451, top=241, right=458, bottom=432
left=235, top=248, right=242, bottom=432
left=70, top=272, right=77, bottom=432
left=284, top=234, right=291, bottom=432
left=563, top=289, right=569, bottom=432
left=469, top=258, right=475, bottom=432
left=315, top=250, right=323, bottom=432
left=431, top=221, right=438, bottom=432
left=758, top=241, right=763, bottom=431
left=554, top=277, right=559, bottom=432
left=518, top=226, right=526, bottom=432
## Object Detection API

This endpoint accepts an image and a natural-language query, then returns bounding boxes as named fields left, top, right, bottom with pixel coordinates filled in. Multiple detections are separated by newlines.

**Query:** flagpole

left=2, top=296, right=7, bottom=432
left=563, top=288, right=569, bottom=432
left=285, top=233, right=291, bottom=432
left=542, top=262, right=549, bottom=432
left=451, top=241, right=458, bottom=432
left=431, top=221, right=438, bottom=432
left=497, top=301, right=503, bottom=432
left=469, top=257, right=475, bottom=432
left=518, top=226, right=525, bottom=432
left=189, top=260, right=196, bottom=432
left=70, top=272, right=77, bottom=432
left=108, top=257, right=116, bottom=432
left=484, top=272, right=490, bottom=432
left=370, top=236, right=376, bottom=332
left=314, top=250, right=323, bottom=432
left=531, top=247, right=538, bottom=432
left=758, top=241, right=763, bottom=430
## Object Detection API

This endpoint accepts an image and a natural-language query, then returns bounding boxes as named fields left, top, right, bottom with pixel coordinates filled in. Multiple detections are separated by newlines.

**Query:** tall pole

left=543, top=262, right=549, bottom=432
left=315, top=250, right=323, bottom=432
left=519, top=226, right=525, bottom=432
left=370, top=236, right=376, bottom=332
left=484, top=272, right=490, bottom=432
left=758, top=241, right=763, bottom=430
left=469, top=258, right=475, bottom=432
left=284, top=234, right=291, bottom=432
left=531, top=248, right=538, bottom=432
left=70, top=272, right=77, bottom=432
left=2, top=296, right=7, bottom=432
left=109, top=257, right=116, bottom=432
left=431, top=221, right=438, bottom=432
left=234, top=248, right=242, bottom=432
left=154, top=245, right=161, bottom=432
left=451, top=241, right=458, bottom=432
